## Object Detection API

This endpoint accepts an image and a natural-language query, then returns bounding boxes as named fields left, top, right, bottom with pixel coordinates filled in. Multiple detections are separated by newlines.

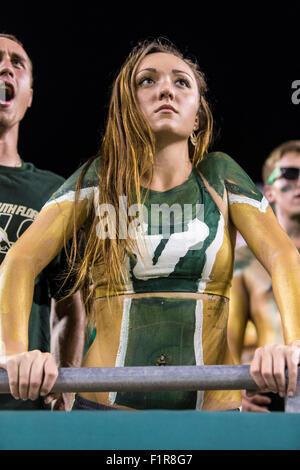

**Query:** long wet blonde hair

left=67, top=38, right=214, bottom=317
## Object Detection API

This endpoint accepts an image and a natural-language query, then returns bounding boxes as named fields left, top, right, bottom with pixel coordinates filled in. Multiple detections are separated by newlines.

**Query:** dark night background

left=1, top=4, right=299, bottom=183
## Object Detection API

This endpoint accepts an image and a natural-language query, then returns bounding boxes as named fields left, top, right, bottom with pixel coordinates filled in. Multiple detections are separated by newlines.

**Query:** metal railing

left=0, top=365, right=299, bottom=412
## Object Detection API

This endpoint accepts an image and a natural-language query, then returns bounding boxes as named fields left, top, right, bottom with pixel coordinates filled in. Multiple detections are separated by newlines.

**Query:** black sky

left=1, top=4, right=299, bottom=183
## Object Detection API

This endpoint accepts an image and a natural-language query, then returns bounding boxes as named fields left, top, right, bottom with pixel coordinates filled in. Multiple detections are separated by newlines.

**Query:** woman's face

left=135, top=52, right=200, bottom=143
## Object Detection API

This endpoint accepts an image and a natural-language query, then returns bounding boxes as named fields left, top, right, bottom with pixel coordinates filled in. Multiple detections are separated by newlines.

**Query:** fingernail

left=288, top=391, right=294, bottom=397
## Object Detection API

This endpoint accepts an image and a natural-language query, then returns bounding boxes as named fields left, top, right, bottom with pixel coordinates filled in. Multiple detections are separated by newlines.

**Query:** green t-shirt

left=0, top=161, right=65, bottom=410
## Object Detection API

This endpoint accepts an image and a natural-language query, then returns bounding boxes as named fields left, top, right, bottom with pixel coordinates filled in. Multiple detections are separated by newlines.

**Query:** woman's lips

left=155, top=104, right=178, bottom=113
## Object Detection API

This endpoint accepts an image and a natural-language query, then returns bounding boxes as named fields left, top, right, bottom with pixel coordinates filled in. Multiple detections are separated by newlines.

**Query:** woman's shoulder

left=197, top=151, right=240, bottom=175
left=56, top=157, right=100, bottom=194
left=196, top=151, right=239, bottom=197
left=43, top=157, right=100, bottom=209
left=79, top=156, right=100, bottom=189
left=196, top=151, right=262, bottom=201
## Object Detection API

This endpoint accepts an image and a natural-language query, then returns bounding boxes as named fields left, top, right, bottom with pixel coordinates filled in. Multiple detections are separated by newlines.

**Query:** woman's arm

left=0, top=197, right=89, bottom=400
left=199, top=152, right=300, bottom=397
left=230, top=203, right=300, bottom=345
left=230, top=192, right=300, bottom=397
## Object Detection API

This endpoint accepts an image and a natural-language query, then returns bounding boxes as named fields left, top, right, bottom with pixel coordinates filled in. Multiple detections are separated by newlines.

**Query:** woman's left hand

left=249, top=342, right=300, bottom=398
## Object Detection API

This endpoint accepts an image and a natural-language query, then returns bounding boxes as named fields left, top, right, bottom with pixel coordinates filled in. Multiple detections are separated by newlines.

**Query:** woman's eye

left=176, top=78, right=190, bottom=88
left=138, top=77, right=154, bottom=86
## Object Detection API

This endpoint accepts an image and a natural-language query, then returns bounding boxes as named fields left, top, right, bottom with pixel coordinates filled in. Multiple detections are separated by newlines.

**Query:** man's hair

left=0, top=33, right=24, bottom=47
left=262, top=140, right=300, bottom=184
left=0, top=32, right=33, bottom=84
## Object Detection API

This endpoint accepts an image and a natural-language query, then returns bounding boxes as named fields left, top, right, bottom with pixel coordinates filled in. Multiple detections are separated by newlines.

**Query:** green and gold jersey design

left=45, top=152, right=267, bottom=410
left=46, top=152, right=266, bottom=299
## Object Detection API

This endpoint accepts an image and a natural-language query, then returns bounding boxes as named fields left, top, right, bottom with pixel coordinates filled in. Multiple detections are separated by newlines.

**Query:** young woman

left=1, top=38, right=300, bottom=411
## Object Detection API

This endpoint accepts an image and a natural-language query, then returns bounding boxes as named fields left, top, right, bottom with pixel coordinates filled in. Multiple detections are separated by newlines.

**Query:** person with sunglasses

left=228, top=140, right=300, bottom=412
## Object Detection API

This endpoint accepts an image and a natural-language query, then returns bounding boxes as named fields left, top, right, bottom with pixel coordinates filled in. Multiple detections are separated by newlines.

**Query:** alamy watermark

left=94, top=197, right=207, bottom=251
left=0, top=81, right=6, bottom=102
left=291, top=80, right=300, bottom=105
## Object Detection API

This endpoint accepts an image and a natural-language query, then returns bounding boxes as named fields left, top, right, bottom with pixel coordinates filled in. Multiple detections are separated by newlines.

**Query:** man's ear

left=264, top=185, right=276, bottom=203
left=27, top=88, right=33, bottom=108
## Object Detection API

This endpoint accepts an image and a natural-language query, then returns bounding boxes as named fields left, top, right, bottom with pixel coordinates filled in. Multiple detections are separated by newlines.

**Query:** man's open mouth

left=0, top=82, right=15, bottom=104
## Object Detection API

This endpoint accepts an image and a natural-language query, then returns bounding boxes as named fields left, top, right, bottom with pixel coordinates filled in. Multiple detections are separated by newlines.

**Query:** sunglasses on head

left=267, top=167, right=300, bottom=185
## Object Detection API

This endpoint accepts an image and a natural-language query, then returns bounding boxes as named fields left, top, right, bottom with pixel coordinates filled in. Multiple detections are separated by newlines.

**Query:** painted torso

left=84, top=167, right=237, bottom=410
left=94, top=167, right=235, bottom=298
left=45, top=151, right=268, bottom=410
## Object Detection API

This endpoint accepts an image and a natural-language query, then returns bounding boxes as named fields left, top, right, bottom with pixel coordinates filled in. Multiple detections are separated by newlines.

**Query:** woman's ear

left=193, top=114, right=199, bottom=132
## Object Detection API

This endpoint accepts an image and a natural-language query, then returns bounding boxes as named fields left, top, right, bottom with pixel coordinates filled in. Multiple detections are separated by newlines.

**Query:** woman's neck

left=144, top=139, right=192, bottom=191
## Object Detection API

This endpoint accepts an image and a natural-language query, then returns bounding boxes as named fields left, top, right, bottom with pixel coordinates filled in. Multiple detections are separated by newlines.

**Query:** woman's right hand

left=0, top=350, right=58, bottom=401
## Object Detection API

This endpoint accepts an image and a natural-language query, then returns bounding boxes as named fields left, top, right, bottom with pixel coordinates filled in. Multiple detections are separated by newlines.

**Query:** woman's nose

left=159, top=78, right=175, bottom=100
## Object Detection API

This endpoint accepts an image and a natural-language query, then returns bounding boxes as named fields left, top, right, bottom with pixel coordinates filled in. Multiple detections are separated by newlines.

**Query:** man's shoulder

left=25, top=162, right=65, bottom=184
left=23, top=162, right=65, bottom=194
left=17, top=162, right=65, bottom=206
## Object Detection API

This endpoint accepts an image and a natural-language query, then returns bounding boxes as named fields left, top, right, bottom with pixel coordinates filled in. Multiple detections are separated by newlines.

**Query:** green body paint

left=115, top=297, right=198, bottom=409
left=280, top=184, right=293, bottom=192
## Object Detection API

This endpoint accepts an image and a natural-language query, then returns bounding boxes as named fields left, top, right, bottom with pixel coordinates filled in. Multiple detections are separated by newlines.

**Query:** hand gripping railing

left=0, top=365, right=299, bottom=412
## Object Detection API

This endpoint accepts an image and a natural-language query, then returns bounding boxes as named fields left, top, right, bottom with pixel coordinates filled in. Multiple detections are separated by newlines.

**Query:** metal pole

left=0, top=365, right=259, bottom=393
left=285, top=371, right=300, bottom=413
left=0, top=365, right=299, bottom=411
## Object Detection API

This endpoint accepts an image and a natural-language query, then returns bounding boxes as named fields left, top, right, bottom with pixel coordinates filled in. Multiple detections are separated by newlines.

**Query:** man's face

left=265, top=152, right=300, bottom=216
left=0, top=37, right=33, bottom=130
